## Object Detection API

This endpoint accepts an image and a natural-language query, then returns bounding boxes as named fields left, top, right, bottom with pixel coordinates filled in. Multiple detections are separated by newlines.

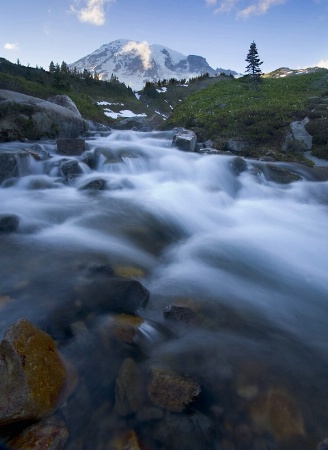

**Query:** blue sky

left=1, top=0, right=328, bottom=74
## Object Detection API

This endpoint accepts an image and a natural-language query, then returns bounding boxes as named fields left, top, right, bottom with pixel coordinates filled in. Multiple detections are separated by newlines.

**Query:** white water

left=1, top=130, right=328, bottom=446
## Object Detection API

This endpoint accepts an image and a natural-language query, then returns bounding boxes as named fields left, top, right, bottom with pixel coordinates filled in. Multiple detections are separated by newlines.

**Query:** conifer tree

left=245, top=41, right=263, bottom=90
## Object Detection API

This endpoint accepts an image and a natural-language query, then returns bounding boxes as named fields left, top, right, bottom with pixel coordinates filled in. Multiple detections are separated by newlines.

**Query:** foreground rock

left=6, top=415, right=69, bottom=450
left=172, top=128, right=197, bottom=152
left=0, top=319, right=68, bottom=424
left=0, top=89, right=87, bottom=141
left=148, top=367, right=201, bottom=412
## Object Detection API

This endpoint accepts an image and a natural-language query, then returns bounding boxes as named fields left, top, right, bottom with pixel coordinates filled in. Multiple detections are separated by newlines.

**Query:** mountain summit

left=70, top=39, right=233, bottom=90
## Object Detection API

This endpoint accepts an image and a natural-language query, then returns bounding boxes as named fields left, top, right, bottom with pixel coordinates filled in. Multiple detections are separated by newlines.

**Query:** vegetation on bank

left=0, top=58, right=144, bottom=124
left=165, top=69, right=328, bottom=161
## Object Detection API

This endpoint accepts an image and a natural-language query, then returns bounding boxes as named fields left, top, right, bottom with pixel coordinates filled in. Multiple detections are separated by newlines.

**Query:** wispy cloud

left=70, top=0, right=114, bottom=26
left=4, top=42, right=19, bottom=51
left=120, top=41, right=152, bottom=70
left=317, top=58, right=328, bottom=69
left=206, top=0, right=287, bottom=18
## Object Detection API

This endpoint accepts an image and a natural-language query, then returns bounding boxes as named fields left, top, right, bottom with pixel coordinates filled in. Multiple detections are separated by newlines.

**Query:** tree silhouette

left=245, top=41, right=263, bottom=90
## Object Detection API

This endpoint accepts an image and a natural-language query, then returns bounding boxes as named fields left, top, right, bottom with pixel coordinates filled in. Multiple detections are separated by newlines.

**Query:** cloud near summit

left=70, top=0, right=114, bottom=26
left=206, top=0, right=287, bottom=18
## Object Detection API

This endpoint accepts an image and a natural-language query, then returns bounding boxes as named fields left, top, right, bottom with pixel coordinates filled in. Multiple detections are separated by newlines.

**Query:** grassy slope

left=165, top=70, right=328, bottom=161
left=0, top=58, right=149, bottom=125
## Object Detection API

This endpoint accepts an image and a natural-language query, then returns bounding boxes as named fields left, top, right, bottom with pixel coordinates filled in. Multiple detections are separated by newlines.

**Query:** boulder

left=172, top=129, right=197, bottom=152
left=79, top=179, right=106, bottom=191
left=56, top=138, right=86, bottom=156
left=0, top=214, right=20, bottom=233
left=6, top=415, right=69, bottom=450
left=226, top=139, right=246, bottom=153
left=0, top=319, right=68, bottom=424
left=0, top=90, right=87, bottom=141
left=115, top=358, right=144, bottom=416
left=47, top=95, right=82, bottom=118
left=0, top=152, right=19, bottom=182
left=262, top=163, right=301, bottom=184
left=148, top=367, right=201, bottom=412
left=59, top=160, right=84, bottom=182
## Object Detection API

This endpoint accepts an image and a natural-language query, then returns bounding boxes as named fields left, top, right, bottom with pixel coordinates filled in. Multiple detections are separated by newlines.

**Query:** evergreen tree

left=49, top=61, right=56, bottom=73
left=245, top=41, right=263, bottom=90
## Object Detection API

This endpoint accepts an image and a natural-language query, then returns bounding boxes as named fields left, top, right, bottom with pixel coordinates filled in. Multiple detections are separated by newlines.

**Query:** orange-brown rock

left=7, top=415, right=69, bottom=450
left=0, top=319, right=68, bottom=424
left=115, top=358, right=144, bottom=416
left=148, top=367, right=201, bottom=412
left=105, top=314, right=144, bottom=344
left=108, top=430, right=141, bottom=450
left=250, top=387, right=305, bottom=441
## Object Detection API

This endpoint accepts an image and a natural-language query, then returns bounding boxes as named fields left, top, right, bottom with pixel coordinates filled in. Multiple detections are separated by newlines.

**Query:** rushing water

left=1, top=130, right=328, bottom=449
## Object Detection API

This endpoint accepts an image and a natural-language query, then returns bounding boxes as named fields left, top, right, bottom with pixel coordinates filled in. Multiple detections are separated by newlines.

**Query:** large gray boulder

left=172, top=128, right=197, bottom=152
left=0, top=90, right=88, bottom=141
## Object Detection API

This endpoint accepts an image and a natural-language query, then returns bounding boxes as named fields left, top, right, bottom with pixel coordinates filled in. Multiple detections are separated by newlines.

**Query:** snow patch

left=103, top=108, right=147, bottom=119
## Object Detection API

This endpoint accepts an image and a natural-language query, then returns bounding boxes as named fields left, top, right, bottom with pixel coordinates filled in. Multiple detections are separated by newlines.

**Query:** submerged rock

left=259, top=163, right=302, bottom=184
left=148, top=367, right=201, bottom=412
left=56, top=138, right=86, bottom=156
left=115, top=358, right=144, bottom=416
left=163, top=305, right=195, bottom=324
left=0, top=319, right=68, bottom=424
left=0, top=214, right=20, bottom=233
left=0, top=153, right=19, bottom=182
left=6, top=415, right=69, bottom=450
left=79, top=178, right=106, bottom=191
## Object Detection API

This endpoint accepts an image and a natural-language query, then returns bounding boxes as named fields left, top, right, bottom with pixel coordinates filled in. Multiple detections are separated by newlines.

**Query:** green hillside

left=166, top=70, right=328, bottom=161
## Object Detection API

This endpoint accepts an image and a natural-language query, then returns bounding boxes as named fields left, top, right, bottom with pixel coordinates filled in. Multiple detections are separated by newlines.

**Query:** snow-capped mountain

left=70, top=39, right=233, bottom=90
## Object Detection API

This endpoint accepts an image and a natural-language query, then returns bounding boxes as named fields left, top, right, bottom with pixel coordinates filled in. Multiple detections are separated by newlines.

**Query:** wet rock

left=163, top=305, right=195, bottom=324
left=0, top=214, right=20, bottom=233
left=152, top=410, right=214, bottom=450
left=59, top=160, right=84, bottom=181
left=6, top=415, right=69, bottom=450
left=250, top=388, right=305, bottom=442
left=230, top=157, right=248, bottom=175
left=23, top=144, right=52, bottom=161
left=115, top=358, right=144, bottom=416
left=77, top=277, right=150, bottom=315
left=114, top=266, right=145, bottom=279
left=79, top=178, right=106, bottom=191
left=262, top=163, right=301, bottom=184
left=108, top=430, right=141, bottom=450
left=0, top=153, right=18, bottom=182
left=0, top=319, right=68, bottom=424
left=56, top=138, right=86, bottom=156
left=103, top=314, right=144, bottom=344
left=148, top=367, right=201, bottom=412
left=172, top=128, right=197, bottom=152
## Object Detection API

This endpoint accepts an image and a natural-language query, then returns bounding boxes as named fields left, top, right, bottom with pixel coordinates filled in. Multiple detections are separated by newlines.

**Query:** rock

left=262, top=163, right=301, bottom=184
left=250, top=388, right=305, bottom=442
left=108, top=430, right=141, bottom=450
left=0, top=90, right=87, bottom=140
left=172, top=129, right=197, bottom=152
left=102, top=314, right=144, bottom=344
left=148, top=367, right=201, bottom=412
left=23, top=144, right=52, bottom=161
left=59, top=160, right=84, bottom=182
left=0, top=319, right=68, bottom=424
left=226, top=139, right=246, bottom=153
left=163, top=305, right=195, bottom=324
left=56, top=138, right=86, bottom=156
left=76, top=277, right=150, bottom=315
left=47, top=95, right=82, bottom=118
left=230, top=157, right=248, bottom=175
left=6, top=415, right=69, bottom=450
left=79, top=179, right=106, bottom=191
left=115, top=358, right=144, bottom=416
left=152, top=410, right=214, bottom=450
left=0, top=214, right=20, bottom=233
left=0, top=153, right=18, bottom=182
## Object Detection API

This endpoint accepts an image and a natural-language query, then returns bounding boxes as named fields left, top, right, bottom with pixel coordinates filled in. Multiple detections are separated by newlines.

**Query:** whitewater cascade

left=0, top=130, right=328, bottom=449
